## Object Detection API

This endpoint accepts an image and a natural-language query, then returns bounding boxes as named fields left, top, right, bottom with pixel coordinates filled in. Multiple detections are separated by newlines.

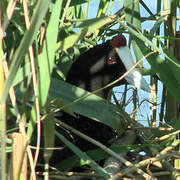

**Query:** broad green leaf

left=74, top=16, right=113, bottom=31
left=56, top=30, right=87, bottom=52
left=124, top=0, right=144, bottom=64
left=143, top=50, right=180, bottom=102
left=124, top=0, right=141, bottom=29
left=43, top=100, right=55, bottom=164
left=27, top=104, right=36, bottom=138
left=150, top=16, right=165, bottom=36
left=13, top=62, right=32, bottom=86
left=38, top=0, right=63, bottom=107
left=161, top=47, right=180, bottom=85
left=52, top=99, right=76, bottom=117
left=2, top=0, right=51, bottom=102
left=173, top=118, right=180, bottom=130
left=55, top=131, right=110, bottom=179
left=50, top=78, right=130, bottom=135
left=56, top=16, right=114, bottom=52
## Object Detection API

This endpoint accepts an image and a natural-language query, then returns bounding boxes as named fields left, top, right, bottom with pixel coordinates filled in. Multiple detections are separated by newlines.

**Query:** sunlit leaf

left=50, top=78, right=130, bottom=135
left=38, top=0, right=63, bottom=107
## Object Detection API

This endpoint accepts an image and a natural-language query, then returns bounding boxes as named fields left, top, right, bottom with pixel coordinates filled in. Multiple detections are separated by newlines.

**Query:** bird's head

left=66, top=35, right=150, bottom=98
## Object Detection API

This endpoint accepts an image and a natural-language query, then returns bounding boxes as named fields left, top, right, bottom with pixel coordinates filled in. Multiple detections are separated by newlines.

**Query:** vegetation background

left=0, top=0, right=180, bottom=179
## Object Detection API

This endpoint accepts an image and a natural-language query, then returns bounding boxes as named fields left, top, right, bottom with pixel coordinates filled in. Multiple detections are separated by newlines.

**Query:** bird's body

left=50, top=35, right=150, bottom=165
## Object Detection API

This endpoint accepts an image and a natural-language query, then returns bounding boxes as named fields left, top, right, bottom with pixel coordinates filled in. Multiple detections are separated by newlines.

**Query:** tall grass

left=0, top=0, right=180, bottom=179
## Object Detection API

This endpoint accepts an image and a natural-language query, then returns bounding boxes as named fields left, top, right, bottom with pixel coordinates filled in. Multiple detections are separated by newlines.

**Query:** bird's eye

left=107, top=57, right=115, bottom=65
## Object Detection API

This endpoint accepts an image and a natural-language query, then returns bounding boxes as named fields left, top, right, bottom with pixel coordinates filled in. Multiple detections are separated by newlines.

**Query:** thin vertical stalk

left=175, top=31, right=180, bottom=119
left=132, top=88, right=137, bottom=120
left=149, top=77, right=153, bottom=125
left=22, top=0, right=41, bottom=171
left=152, top=78, right=157, bottom=127
left=159, top=86, right=166, bottom=122
left=157, top=0, right=166, bottom=124
left=149, top=77, right=157, bottom=127
left=164, top=0, right=179, bottom=179
left=149, top=0, right=161, bottom=127
left=122, top=85, right=128, bottom=107
left=150, top=0, right=162, bottom=127
left=130, top=0, right=137, bottom=120
left=125, top=0, right=141, bottom=120
left=172, top=2, right=180, bottom=179
left=0, top=9, right=6, bottom=180
left=164, top=0, right=178, bottom=122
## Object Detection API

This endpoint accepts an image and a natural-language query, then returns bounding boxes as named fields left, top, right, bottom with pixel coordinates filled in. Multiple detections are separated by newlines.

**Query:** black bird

left=51, top=34, right=150, bottom=165
left=66, top=34, right=150, bottom=98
